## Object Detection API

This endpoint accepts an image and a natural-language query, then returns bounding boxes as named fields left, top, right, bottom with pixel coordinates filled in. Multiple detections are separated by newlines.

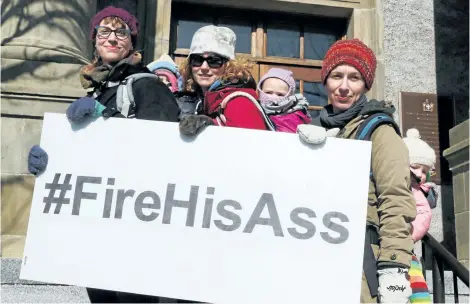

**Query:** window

left=170, top=5, right=255, bottom=56
left=170, top=3, right=347, bottom=114
left=267, top=22, right=300, bottom=58
left=218, top=19, right=252, bottom=54
left=304, top=26, right=338, bottom=60
left=176, top=20, right=213, bottom=49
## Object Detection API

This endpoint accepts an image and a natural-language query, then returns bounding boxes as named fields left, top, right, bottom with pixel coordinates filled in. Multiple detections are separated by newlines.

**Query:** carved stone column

left=1, top=0, right=97, bottom=260
left=443, top=120, right=469, bottom=269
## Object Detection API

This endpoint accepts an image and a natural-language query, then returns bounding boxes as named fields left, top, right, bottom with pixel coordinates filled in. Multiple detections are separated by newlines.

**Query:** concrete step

left=3, top=258, right=469, bottom=303
left=0, top=258, right=203, bottom=303
left=1, top=285, right=90, bottom=303
left=430, top=294, right=470, bottom=304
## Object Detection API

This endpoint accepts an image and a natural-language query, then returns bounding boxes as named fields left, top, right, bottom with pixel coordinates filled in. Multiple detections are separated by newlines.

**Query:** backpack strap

left=355, top=113, right=401, bottom=180
left=217, top=91, right=276, bottom=131
left=116, top=73, right=161, bottom=118
left=356, top=113, right=401, bottom=297
left=355, top=113, right=401, bottom=141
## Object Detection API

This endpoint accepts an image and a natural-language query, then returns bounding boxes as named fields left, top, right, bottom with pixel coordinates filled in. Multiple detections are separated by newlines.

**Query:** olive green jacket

left=337, top=107, right=416, bottom=269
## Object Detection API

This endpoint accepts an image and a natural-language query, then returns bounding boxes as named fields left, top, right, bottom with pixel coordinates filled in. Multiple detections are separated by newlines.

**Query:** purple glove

left=28, top=145, right=48, bottom=175
left=66, top=97, right=106, bottom=123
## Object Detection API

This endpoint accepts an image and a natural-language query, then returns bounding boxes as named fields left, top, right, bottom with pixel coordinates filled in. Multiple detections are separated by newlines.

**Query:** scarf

left=79, top=52, right=143, bottom=90
left=261, top=93, right=309, bottom=115
left=314, top=94, right=368, bottom=128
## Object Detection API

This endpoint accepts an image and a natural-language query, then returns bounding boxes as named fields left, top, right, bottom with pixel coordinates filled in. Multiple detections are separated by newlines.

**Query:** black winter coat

left=92, top=63, right=180, bottom=122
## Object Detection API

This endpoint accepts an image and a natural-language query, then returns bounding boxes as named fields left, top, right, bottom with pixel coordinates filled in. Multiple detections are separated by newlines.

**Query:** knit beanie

left=321, top=39, right=376, bottom=89
left=403, top=128, right=436, bottom=168
left=147, top=55, right=178, bottom=74
left=189, top=25, right=236, bottom=60
left=147, top=55, right=180, bottom=93
left=90, top=6, right=139, bottom=45
left=258, top=68, right=296, bottom=105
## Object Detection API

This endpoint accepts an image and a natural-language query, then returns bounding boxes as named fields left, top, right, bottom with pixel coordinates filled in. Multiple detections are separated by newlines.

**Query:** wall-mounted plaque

left=399, top=92, right=442, bottom=184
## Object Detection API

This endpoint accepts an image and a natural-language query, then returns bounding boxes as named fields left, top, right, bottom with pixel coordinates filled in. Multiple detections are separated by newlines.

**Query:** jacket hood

left=359, top=99, right=396, bottom=116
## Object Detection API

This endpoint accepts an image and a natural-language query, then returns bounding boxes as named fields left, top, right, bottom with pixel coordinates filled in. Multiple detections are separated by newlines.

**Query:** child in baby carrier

left=147, top=54, right=181, bottom=93
left=404, top=128, right=438, bottom=304
left=257, top=68, right=311, bottom=133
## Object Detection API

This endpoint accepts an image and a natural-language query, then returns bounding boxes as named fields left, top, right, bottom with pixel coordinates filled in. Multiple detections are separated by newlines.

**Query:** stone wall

left=381, top=0, right=469, bottom=255
left=381, top=0, right=445, bottom=243
left=444, top=120, right=470, bottom=269
left=383, top=0, right=437, bottom=124
left=1, top=0, right=96, bottom=259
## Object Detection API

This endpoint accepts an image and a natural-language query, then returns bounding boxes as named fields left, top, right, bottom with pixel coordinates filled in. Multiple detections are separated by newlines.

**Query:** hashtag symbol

left=43, top=173, right=72, bottom=214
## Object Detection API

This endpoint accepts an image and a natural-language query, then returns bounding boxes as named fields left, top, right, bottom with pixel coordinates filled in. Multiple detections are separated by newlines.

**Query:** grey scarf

left=261, top=94, right=310, bottom=115
left=312, top=94, right=368, bottom=128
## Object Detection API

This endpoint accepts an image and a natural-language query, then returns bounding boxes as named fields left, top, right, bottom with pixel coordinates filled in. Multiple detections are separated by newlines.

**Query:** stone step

left=1, top=285, right=90, bottom=303
left=3, top=258, right=469, bottom=302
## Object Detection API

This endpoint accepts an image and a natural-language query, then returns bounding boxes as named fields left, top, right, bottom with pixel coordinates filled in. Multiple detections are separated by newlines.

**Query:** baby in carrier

left=403, top=128, right=438, bottom=304
left=257, top=68, right=311, bottom=133
left=147, top=54, right=181, bottom=93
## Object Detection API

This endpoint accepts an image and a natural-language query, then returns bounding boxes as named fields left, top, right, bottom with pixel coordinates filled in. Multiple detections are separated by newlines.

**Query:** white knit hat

left=403, top=128, right=436, bottom=167
left=189, top=25, right=236, bottom=60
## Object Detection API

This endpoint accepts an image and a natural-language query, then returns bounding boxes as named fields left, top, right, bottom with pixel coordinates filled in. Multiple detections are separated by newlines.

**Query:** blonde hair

left=179, top=56, right=254, bottom=93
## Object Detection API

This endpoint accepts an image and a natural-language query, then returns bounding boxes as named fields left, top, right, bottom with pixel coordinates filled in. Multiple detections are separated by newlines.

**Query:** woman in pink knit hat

left=257, top=68, right=311, bottom=133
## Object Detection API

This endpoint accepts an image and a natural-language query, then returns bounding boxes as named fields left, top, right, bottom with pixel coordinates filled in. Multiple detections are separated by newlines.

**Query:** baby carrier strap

left=355, top=112, right=401, bottom=141
left=217, top=91, right=276, bottom=131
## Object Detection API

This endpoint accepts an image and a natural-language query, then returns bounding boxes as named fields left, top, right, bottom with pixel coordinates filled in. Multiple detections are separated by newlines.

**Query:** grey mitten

left=297, top=124, right=327, bottom=144
left=326, top=128, right=340, bottom=137
left=179, top=114, right=214, bottom=136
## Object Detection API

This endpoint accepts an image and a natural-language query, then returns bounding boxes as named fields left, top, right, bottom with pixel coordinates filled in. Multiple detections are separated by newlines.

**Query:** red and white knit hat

left=321, top=39, right=377, bottom=89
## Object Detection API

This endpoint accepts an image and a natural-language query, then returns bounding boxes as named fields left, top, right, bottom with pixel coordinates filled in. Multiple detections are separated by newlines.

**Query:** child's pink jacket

left=411, top=185, right=432, bottom=242
left=269, top=111, right=311, bottom=133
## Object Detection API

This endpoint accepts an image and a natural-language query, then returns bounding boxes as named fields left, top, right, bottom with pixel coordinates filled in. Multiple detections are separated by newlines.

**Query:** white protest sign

left=21, top=113, right=371, bottom=304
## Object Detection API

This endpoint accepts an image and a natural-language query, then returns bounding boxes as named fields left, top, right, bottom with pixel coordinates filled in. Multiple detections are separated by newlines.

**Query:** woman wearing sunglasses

left=177, top=25, right=270, bottom=135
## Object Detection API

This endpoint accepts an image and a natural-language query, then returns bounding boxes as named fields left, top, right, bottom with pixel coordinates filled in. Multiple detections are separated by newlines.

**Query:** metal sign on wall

left=399, top=92, right=441, bottom=184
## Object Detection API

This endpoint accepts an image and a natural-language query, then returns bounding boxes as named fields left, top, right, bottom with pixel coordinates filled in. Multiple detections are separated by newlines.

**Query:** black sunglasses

left=189, top=54, right=226, bottom=68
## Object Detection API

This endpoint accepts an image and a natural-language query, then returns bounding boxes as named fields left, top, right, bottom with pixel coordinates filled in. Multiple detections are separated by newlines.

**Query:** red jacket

left=204, top=87, right=268, bottom=131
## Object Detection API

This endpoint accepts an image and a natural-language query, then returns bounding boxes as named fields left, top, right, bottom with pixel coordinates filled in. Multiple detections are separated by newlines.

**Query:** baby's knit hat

left=147, top=55, right=180, bottom=93
left=147, top=54, right=178, bottom=74
left=258, top=68, right=296, bottom=105
left=403, top=128, right=436, bottom=167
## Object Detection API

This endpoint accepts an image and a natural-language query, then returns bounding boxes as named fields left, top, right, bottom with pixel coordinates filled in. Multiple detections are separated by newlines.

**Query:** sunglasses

left=189, top=54, right=226, bottom=68
left=95, top=26, right=131, bottom=40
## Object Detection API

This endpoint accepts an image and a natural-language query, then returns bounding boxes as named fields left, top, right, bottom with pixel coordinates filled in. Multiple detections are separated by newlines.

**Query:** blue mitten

left=28, top=145, right=48, bottom=175
left=66, top=97, right=106, bottom=123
